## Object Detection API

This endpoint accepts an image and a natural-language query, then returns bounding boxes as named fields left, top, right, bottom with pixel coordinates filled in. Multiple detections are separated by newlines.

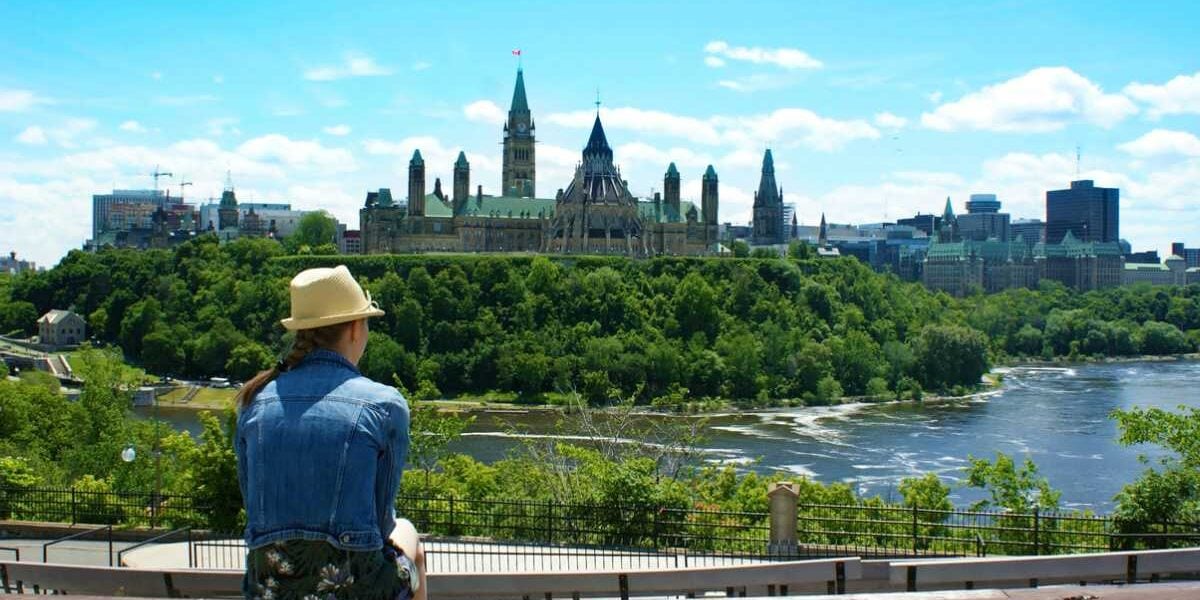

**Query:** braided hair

left=236, top=321, right=353, bottom=410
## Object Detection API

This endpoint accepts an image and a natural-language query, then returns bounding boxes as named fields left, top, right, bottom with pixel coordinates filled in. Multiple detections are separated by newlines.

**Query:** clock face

left=517, top=123, right=527, bottom=133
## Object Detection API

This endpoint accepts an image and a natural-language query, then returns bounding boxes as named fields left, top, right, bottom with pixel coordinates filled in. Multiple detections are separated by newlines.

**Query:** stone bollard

left=767, top=481, right=799, bottom=557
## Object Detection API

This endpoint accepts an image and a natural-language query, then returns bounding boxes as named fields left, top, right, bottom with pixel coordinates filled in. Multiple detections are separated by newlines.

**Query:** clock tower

left=501, top=67, right=535, bottom=197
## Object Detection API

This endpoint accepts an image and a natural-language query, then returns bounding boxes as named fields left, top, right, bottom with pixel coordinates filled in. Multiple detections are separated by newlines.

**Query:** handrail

left=117, top=527, right=190, bottom=567
left=42, top=524, right=113, bottom=566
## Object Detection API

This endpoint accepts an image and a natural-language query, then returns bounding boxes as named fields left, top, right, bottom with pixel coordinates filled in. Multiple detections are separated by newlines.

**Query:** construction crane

left=178, top=178, right=193, bottom=201
left=151, top=165, right=173, bottom=191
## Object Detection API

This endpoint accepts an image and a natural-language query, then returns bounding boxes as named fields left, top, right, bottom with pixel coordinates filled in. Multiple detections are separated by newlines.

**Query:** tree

left=225, top=341, right=274, bottom=382
left=1137, top=321, right=1192, bottom=355
left=730, top=240, right=750, bottom=258
left=185, top=411, right=243, bottom=531
left=285, top=211, right=338, bottom=253
left=1112, top=405, right=1200, bottom=528
left=964, top=453, right=1061, bottom=512
left=674, top=272, right=718, bottom=342
left=911, top=324, right=989, bottom=391
left=406, top=397, right=473, bottom=493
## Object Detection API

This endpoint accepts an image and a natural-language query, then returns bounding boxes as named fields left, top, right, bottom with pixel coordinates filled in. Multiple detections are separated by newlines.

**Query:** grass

left=158, top=386, right=237, bottom=410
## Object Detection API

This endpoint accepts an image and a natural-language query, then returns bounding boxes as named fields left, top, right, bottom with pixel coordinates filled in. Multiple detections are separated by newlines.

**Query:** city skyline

left=2, top=1, right=1199, bottom=267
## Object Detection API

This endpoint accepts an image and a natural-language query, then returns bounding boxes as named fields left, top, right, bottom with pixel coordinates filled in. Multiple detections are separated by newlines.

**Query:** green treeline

left=2, top=235, right=1198, bottom=408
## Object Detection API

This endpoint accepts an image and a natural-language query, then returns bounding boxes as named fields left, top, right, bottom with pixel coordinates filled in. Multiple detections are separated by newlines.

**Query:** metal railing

left=42, top=524, right=113, bottom=566
left=2, top=486, right=1198, bottom=570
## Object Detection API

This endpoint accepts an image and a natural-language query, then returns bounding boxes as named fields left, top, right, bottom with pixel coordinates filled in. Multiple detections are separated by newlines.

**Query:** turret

left=701, top=164, right=719, bottom=226
left=408, top=149, right=425, bottom=217
left=453, top=151, right=470, bottom=215
left=664, top=162, right=681, bottom=218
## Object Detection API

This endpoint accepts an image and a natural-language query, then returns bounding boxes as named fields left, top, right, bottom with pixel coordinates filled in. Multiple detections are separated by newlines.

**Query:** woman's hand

left=391, top=518, right=426, bottom=600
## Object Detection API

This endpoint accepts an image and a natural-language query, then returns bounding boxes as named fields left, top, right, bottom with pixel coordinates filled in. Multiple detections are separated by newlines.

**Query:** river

left=137, top=359, right=1200, bottom=511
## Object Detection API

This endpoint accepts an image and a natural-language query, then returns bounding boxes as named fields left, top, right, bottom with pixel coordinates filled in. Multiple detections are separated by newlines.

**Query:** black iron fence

left=2, top=486, right=1198, bottom=571
left=0, top=486, right=210, bottom=529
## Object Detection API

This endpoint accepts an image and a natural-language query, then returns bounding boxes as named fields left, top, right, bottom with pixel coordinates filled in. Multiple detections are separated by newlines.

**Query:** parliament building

left=359, top=69, right=721, bottom=256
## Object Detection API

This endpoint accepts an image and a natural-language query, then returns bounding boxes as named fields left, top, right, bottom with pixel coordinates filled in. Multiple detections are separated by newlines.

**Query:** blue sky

left=2, top=0, right=1199, bottom=267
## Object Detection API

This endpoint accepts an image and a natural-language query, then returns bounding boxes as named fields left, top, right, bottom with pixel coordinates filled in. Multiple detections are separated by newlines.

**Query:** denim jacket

left=236, top=348, right=410, bottom=551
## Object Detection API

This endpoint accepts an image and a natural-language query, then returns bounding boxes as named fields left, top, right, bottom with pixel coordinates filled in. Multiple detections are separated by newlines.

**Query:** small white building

left=37, top=310, right=87, bottom=348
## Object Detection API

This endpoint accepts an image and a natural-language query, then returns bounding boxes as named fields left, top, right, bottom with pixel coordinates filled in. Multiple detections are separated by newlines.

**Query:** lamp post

left=122, top=398, right=163, bottom=528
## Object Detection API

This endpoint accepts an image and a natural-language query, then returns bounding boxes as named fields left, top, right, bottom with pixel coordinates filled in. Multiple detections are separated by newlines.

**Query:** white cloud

left=323, top=124, right=352, bottom=136
left=548, top=107, right=722, bottom=145
left=119, top=120, right=147, bottom=133
left=304, top=52, right=392, bottom=81
left=719, top=108, right=879, bottom=152
left=546, top=106, right=877, bottom=153
left=463, top=100, right=506, bottom=125
left=237, top=134, right=357, bottom=173
left=921, top=67, right=1138, bottom=133
left=874, top=112, right=908, bottom=129
left=15, top=126, right=47, bottom=145
left=412, top=61, right=431, bottom=71
left=927, top=91, right=943, bottom=104
left=1118, top=129, right=1200, bottom=158
left=206, top=117, right=241, bottom=137
left=14, top=119, right=97, bottom=148
left=704, top=56, right=725, bottom=68
left=716, top=74, right=792, bottom=93
left=0, top=89, right=41, bottom=112
left=1124, top=71, right=1200, bottom=118
left=704, top=40, right=823, bottom=70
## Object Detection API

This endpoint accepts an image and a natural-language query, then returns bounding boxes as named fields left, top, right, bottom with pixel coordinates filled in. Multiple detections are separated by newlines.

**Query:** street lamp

left=121, top=399, right=163, bottom=528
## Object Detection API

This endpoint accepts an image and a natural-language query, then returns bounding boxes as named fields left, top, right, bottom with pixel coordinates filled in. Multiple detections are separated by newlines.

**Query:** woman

left=235, top=265, right=426, bottom=600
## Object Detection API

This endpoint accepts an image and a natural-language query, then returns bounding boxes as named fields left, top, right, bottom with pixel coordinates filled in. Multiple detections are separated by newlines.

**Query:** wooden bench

left=0, top=561, right=242, bottom=597
left=0, top=558, right=860, bottom=598
left=431, top=558, right=862, bottom=598
left=889, top=548, right=1200, bottom=592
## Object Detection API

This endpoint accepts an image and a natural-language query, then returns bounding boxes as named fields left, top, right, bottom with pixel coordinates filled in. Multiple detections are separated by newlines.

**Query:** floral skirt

left=244, top=539, right=414, bottom=600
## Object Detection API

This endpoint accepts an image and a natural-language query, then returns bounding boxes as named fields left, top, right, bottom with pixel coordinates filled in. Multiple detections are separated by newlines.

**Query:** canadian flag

left=512, top=49, right=521, bottom=56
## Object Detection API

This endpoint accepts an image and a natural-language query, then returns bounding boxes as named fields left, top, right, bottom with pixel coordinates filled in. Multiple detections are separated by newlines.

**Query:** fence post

left=546, top=500, right=554, bottom=544
left=767, top=482, right=799, bottom=557
left=448, top=496, right=455, bottom=537
left=70, top=488, right=76, bottom=525
left=911, top=502, right=919, bottom=554
left=1032, top=507, right=1040, bottom=556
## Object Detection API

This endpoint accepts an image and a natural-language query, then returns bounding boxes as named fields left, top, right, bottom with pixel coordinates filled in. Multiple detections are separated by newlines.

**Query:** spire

left=819, top=213, right=829, bottom=246
left=704, top=164, right=718, bottom=180
left=510, top=68, right=529, bottom=114
left=666, top=162, right=679, bottom=177
left=942, top=196, right=955, bottom=220
left=755, top=148, right=780, bottom=206
left=582, top=114, right=614, bottom=170
left=455, top=151, right=469, bottom=167
left=410, top=149, right=424, bottom=166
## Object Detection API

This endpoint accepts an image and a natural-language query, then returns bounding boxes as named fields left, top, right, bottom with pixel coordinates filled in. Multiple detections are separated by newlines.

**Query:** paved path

left=0, top=538, right=140, bottom=566
left=760, top=582, right=1200, bottom=599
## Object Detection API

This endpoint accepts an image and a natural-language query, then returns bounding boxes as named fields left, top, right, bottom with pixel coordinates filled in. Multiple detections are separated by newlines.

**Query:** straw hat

left=280, top=265, right=385, bottom=330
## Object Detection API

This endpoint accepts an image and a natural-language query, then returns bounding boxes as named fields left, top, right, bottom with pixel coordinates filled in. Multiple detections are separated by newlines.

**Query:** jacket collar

left=297, top=347, right=361, bottom=375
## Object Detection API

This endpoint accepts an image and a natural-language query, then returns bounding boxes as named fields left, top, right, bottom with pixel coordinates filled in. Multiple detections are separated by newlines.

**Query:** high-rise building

left=1172, top=242, right=1200, bottom=268
left=1046, top=180, right=1119, bottom=244
left=501, top=68, right=535, bottom=198
left=92, top=189, right=168, bottom=239
left=752, top=149, right=785, bottom=245
left=1011, top=219, right=1045, bottom=249
left=957, top=193, right=1011, bottom=242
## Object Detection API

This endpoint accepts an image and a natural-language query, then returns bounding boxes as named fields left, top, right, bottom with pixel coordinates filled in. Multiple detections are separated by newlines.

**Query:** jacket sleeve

left=377, top=389, right=411, bottom=539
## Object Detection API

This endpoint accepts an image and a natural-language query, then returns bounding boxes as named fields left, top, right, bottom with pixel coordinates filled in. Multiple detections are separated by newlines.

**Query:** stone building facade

left=359, top=69, right=720, bottom=256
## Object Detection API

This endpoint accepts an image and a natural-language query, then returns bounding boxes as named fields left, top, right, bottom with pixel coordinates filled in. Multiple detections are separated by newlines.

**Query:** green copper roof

left=942, top=197, right=955, bottom=220
left=762, top=149, right=774, bottom=172
left=410, top=149, right=423, bottom=166
left=461, top=195, right=556, bottom=220
left=510, top=68, right=529, bottom=114
left=704, top=164, right=717, bottom=179
left=638, top=199, right=698, bottom=223
left=455, top=151, right=469, bottom=167
left=666, top=162, right=679, bottom=177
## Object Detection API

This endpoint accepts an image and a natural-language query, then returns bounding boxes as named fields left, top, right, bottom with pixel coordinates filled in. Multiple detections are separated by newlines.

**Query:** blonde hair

left=236, top=321, right=354, bottom=410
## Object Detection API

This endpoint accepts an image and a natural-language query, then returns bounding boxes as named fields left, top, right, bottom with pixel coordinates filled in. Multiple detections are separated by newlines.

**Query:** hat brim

left=280, top=306, right=385, bottom=331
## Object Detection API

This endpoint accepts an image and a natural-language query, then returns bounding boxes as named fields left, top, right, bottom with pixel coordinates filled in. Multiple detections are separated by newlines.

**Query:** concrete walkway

left=762, top=582, right=1200, bottom=599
